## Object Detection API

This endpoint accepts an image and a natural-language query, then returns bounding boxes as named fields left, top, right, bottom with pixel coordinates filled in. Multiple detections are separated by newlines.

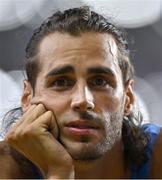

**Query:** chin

left=59, top=114, right=123, bottom=161
left=60, top=138, right=112, bottom=161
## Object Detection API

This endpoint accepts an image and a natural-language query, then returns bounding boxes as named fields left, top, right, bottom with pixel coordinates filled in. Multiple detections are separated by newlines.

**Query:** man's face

left=30, top=32, right=126, bottom=160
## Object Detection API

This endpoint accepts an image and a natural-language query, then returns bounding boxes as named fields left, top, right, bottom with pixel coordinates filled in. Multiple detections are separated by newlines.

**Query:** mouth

left=64, top=120, right=100, bottom=135
left=65, top=120, right=99, bottom=129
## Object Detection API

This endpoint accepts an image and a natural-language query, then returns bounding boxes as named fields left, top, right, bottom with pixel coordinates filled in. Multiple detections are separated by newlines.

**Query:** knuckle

left=21, top=126, right=35, bottom=137
left=5, top=125, right=37, bottom=144
left=5, top=133, right=13, bottom=142
left=13, top=127, right=33, bottom=139
left=38, top=103, right=46, bottom=111
left=5, top=130, right=18, bottom=144
left=47, top=111, right=53, bottom=117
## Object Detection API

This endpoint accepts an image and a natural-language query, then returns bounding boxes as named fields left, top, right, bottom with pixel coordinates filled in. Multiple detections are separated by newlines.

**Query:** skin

left=33, top=32, right=128, bottom=161
left=0, top=141, right=21, bottom=179
left=3, top=32, right=162, bottom=178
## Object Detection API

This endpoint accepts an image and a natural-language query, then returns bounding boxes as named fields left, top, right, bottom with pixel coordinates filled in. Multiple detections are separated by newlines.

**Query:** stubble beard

left=60, top=111, right=124, bottom=161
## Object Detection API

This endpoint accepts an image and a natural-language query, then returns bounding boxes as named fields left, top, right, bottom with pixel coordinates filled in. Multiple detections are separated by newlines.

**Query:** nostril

left=87, top=101, right=95, bottom=110
left=71, top=98, right=94, bottom=111
left=72, top=103, right=94, bottom=112
left=87, top=106, right=92, bottom=110
left=74, top=106, right=80, bottom=110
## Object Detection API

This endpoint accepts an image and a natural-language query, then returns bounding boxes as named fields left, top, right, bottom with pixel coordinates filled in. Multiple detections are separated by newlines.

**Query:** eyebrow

left=46, top=65, right=74, bottom=77
left=46, top=65, right=116, bottom=80
left=88, top=66, right=116, bottom=78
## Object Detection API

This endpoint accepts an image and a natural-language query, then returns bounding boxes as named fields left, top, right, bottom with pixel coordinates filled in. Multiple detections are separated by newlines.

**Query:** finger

left=31, top=111, right=59, bottom=139
left=12, top=104, right=37, bottom=128
left=22, top=103, right=47, bottom=124
left=13, top=103, right=47, bottom=133
left=6, top=104, right=45, bottom=134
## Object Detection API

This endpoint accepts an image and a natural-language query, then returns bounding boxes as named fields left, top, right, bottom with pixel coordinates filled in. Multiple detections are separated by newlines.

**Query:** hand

left=5, top=104, right=74, bottom=179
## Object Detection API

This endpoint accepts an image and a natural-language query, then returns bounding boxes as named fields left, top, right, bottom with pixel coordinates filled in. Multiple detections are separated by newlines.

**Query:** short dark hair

left=25, top=6, right=134, bottom=88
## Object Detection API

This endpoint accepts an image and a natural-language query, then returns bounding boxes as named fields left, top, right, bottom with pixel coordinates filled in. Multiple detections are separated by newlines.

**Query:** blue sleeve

left=131, top=123, right=161, bottom=179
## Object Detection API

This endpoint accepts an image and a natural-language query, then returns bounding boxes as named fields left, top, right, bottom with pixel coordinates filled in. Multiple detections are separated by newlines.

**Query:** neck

left=74, top=140, right=130, bottom=179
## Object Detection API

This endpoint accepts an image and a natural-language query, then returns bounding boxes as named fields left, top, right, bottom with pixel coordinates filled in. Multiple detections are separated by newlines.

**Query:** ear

left=21, top=80, right=33, bottom=113
left=124, top=79, right=135, bottom=116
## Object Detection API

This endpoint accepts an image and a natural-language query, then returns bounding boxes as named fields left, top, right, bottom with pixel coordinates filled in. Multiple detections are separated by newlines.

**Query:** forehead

left=37, top=32, right=120, bottom=75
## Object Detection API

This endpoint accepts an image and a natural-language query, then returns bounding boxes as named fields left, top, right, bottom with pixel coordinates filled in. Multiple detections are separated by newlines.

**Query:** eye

left=51, top=77, right=75, bottom=90
left=54, top=78, right=68, bottom=86
left=89, top=76, right=108, bottom=88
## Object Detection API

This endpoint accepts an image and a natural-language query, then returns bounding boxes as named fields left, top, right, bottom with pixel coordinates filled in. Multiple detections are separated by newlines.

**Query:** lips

left=65, top=120, right=99, bottom=129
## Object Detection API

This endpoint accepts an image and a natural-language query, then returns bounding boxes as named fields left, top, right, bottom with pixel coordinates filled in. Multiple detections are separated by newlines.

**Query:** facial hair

left=59, top=108, right=124, bottom=161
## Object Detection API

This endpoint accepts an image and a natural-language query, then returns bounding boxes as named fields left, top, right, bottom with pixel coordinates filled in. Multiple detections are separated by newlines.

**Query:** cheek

left=95, top=93, right=123, bottom=113
left=33, top=91, right=71, bottom=116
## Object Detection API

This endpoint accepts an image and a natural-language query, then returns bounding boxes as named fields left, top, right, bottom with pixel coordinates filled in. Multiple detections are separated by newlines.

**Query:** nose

left=71, top=85, right=95, bottom=112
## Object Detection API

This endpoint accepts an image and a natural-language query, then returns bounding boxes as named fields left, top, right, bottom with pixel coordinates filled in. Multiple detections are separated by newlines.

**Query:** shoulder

left=149, top=125, right=162, bottom=178
left=0, top=141, right=37, bottom=178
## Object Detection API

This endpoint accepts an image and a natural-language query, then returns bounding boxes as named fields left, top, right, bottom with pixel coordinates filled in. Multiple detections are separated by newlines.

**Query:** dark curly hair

left=1, top=6, right=150, bottom=169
